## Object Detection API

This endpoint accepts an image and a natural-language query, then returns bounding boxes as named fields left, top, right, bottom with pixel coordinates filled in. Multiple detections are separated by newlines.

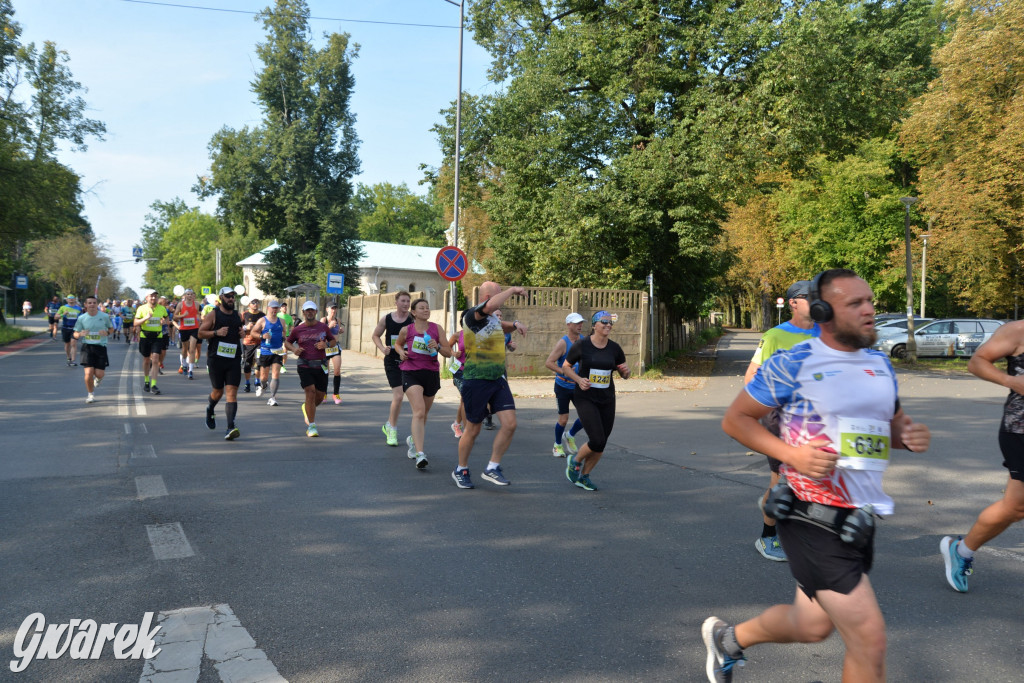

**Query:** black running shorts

left=208, top=355, right=241, bottom=390
left=384, top=358, right=403, bottom=389
left=79, top=344, right=109, bottom=370
left=998, top=431, right=1024, bottom=481
left=777, top=515, right=874, bottom=600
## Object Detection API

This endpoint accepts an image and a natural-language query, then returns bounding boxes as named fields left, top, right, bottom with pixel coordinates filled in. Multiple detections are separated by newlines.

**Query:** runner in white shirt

left=703, top=268, right=931, bottom=683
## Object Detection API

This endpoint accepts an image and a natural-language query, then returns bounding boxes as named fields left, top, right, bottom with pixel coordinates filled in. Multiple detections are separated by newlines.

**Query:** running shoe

left=415, top=453, right=428, bottom=469
left=86, top=394, right=95, bottom=404
left=451, top=468, right=474, bottom=489
left=481, top=465, right=510, bottom=486
left=243, top=383, right=251, bottom=393
left=941, top=535, right=973, bottom=593
left=255, top=385, right=263, bottom=397
left=206, top=407, right=216, bottom=430
left=66, top=359, right=73, bottom=367
left=302, top=404, right=310, bottom=426
left=451, top=422, right=463, bottom=438
left=178, top=366, right=184, bottom=374
left=382, top=423, right=398, bottom=446
left=94, top=376, right=102, bottom=388
left=143, top=383, right=150, bottom=393
left=224, top=426, right=240, bottom=441
left=280, top=366, right=287, bottom=374
left=483, top=415, right=495, bottom=430
left=566, top=456, right=581, bottom=485
left=267, top=397, right=278, bottom=406
left=407, top=435, right=417, bottom=459
left=702, top=617, right=745, bottom=683
left=333, top=394, right=342, bottom=405
left=150, top=385, right=161, bottom=395
left=575, top=474, right=597, bottom=491
left=564, top=435, right=578, bottom=454
left=552, top=443, right=566, bottom=458
left=188, top=371, right=194, bottom=380
left=158, top=367, right=164, bottom=375
left=755, top=536, right=787, bottom=562
left=307, top=423, right=319, bottom=438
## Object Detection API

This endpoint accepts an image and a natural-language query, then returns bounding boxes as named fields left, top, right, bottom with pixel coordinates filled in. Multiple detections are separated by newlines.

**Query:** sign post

left=326, top=273, right=345, bottom=306
left=776, top=296, right=785, bottom=326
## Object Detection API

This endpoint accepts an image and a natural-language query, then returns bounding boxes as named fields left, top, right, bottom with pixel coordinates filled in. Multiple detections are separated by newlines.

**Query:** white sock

left=188, top=360, right=195, bottom=372
left=958, top=541, right=975, bottom=559
left=487, top=461, right=500, bottom=471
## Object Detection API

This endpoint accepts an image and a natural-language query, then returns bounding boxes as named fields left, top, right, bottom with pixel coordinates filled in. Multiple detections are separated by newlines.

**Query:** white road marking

left=135, top=475, right=168, bottom=499
left=145, top=523, right=195, bottom=560
left=118, top=349, right=132, bottom=416
left=137, top=423, right=148, bottom=434
left=979, top=545, right=1024, bottom=564
left=139, top=604, right=286, bottom=683
left=132, top=444, right=157, bottom=459
left=126, top=423, right=132, bottom=434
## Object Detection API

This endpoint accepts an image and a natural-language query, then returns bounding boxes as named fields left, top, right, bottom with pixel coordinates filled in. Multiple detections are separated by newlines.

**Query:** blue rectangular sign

left=14, top=275, right=28, bottom=289
left=326, top=272, right=345, bottom=294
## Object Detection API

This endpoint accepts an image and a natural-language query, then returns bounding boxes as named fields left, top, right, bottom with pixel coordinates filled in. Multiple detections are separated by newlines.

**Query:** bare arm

left=545, top=339, right=568, bottom=375
left=890, top=408, right=930, bottom=452
left=968, top=321, right=1024, bottom=394
left=722, top=390, right=838, bottom=479
left=436, top=326, right=453, bottom=359
left=395, top=326, right=409, bottom=361
left=371, top=315, right=389, bottom=354
left=479, top=286, right=526, bottom=317
left=743, top=361, right=760, bottom=385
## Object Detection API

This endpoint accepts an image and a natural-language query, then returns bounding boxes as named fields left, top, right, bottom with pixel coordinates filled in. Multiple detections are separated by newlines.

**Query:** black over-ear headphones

left=808, top=271, right=833, bottom=323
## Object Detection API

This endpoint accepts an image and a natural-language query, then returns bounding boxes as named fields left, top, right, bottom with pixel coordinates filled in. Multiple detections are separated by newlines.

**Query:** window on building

left=408, top=282, right=415, bottom=293
left=379, top=281, right=388, bottom=294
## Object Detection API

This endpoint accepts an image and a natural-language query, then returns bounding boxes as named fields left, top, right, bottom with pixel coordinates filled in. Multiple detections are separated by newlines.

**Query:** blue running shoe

left=575, top=473, right=597, bottom=491
left=452, top=468, right=474, bottom=489
left=702, top=617, right=745, bottom=682
left=941, top=535, right=973, bottom=592
left=566, top=456, right=581, bottom=485
left=755, top=535, right=787, bottom=562
left=481, top=465, right=510, bottom=486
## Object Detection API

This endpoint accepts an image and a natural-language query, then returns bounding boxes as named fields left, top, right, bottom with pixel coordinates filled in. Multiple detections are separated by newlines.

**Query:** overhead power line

left=119, top=0, right=460, bottom=29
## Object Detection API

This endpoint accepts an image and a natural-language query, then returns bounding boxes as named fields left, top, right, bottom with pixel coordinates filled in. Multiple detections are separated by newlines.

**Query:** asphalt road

left=1, top=323, right=1022, bottom=682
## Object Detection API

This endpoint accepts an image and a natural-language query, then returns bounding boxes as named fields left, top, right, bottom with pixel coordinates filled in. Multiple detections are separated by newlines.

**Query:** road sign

left=201, top=286, right=211, bottom=296
left=436, top=246, right=468, bottom=282
left=14, top=274, right=27, bottom=289
left=132, top=246, right=143, bottom=259
left=776, top=297, right=785, bottom=307
left=326, top=272, right=345, bottom=294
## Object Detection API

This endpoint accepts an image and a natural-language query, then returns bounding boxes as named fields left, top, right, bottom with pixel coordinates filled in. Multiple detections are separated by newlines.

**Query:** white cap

left=218, top=286, right=235, bottom=296
left=302, top=301, right=317, bottom=311
left=268, top=300, right=281, bottom=308
left=565, top=312, right=584, bottom=324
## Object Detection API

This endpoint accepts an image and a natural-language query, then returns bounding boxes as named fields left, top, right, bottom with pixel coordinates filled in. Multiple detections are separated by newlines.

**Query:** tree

left=900, top=0, right=1024, bottom=315
left=141, top=208, right=265, bottom=295
left=32, top=233, right=118, bottom=299
left=137, top=198, right=191, bottom=289
left=198, top=0, right=363, bottom=295
left=350, top=182, right=444, bottom=246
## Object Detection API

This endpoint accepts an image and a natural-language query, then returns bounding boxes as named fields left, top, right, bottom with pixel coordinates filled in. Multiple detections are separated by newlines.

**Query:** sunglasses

left=596, top=320, right=613, bottom=326
left=221, top=293, right=236, bottom=299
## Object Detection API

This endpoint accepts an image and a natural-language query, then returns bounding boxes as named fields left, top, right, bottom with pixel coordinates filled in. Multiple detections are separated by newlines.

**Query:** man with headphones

left=704, top=268, right=931, bottom=683
left=744, top=279, right=819, bottom=562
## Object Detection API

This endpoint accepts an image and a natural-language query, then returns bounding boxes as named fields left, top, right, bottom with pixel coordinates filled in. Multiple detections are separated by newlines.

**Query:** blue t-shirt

left=73, top=312, right=112, bottom=346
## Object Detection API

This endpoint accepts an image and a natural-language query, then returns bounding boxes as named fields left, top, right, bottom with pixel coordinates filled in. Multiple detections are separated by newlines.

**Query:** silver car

left=872, top=318, right=1004, bottom=359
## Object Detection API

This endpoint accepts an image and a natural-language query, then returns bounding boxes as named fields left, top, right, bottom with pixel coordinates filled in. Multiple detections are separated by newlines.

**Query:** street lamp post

left=900, top=196, right=918, bottom=361
left=443, top=0, right=465, bottom=336
left=920, top=233, right=929, bottom=318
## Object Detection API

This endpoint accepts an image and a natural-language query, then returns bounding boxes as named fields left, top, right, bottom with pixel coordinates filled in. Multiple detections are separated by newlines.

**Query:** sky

left=13, top=0, right=496, bottom=293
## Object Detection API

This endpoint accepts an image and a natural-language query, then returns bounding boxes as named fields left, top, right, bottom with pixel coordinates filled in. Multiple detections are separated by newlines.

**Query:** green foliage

left=138, top=198, right=191, bottom=288
left=141, top=209, right=263, bottom=295
left=31, top=233, right=121, bottom=300
left=198, top=0, right=362, bottom=296
left=350, top=182, right=444, bottom=246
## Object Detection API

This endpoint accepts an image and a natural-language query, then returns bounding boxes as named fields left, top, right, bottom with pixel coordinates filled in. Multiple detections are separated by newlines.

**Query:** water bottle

left=424, top=332, right=437, bottom=357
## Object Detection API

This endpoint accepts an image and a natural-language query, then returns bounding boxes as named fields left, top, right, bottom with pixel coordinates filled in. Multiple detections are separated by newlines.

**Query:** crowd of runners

left=31, top=269, right=1024, bottom=682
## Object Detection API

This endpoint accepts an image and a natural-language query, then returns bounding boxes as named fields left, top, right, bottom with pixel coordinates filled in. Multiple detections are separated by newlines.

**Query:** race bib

left=411, top=335, right=431, bottom=355
left=589, top=368, right=612, bottom=389
left=837, top=417, right=891, bottom=471
left=85, top=333, right=102, bottom=341
left=216, top=342, right=238, bottom=358
left=273, top=347, right=286, bottom=356
left=183, top=317, right=195, bottom=327
left=450, top=358, right=463, bottom=372
left=325, top=345, right=340, bottom=356
left=390, top=334, right=401, bottom=347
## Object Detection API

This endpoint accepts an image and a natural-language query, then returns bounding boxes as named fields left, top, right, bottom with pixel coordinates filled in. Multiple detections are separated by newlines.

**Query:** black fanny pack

left=764, top=481, right=876, bottom=549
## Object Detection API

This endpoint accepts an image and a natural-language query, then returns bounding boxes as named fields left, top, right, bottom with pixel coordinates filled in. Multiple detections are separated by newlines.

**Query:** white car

left=872, top=318, right=1004, bottom=359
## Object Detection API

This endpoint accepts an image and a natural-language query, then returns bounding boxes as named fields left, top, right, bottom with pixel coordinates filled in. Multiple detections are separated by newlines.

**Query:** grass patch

left=892, top=356, right=1005, bottom=375
left=0, top=325, right=36, bottom=346
left=642, top=324, right=724, bottom=379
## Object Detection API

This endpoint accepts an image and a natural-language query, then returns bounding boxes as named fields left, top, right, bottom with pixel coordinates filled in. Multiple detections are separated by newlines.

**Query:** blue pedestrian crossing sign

left=436, top=246, right=468, bottom=282
left=132, top=246, right=143, bottom=259
left=326, top=273, right=345, bottom=294
left=201, top=286, right=211, bottom=296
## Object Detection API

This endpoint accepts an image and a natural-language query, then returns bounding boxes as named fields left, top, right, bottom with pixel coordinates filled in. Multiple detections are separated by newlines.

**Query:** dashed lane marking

left=145, top=523, right=194, bottom=560
left=135, top=475, right=168, bottom=500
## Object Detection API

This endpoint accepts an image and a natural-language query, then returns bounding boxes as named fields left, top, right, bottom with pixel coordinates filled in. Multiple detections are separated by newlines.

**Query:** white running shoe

left=86, top=393, right=95, bottom=404
left=255, top=385, right=264, bottom=397
left=407, top=435, right=416, bottom=459
left=267, top=397, right=278, bottom=406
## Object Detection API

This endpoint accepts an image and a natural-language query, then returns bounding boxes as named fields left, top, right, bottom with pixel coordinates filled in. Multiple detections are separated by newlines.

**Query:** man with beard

left=703, top=269, right=931, bottom=683
left=241, top=298, right=265, bottom=393
left=199, top=287, right=244, bottom=440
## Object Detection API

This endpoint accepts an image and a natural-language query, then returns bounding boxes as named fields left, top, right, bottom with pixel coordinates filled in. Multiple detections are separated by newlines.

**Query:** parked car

left=872, top=318, right=1004, bottom=359
left=875, top=317, right=933, bottom=337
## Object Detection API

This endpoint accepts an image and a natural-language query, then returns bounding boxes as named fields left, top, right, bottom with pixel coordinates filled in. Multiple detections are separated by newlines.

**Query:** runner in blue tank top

left=544, top=313, right=587, bottom=457
left=251, top=300, right=286, bottom=406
